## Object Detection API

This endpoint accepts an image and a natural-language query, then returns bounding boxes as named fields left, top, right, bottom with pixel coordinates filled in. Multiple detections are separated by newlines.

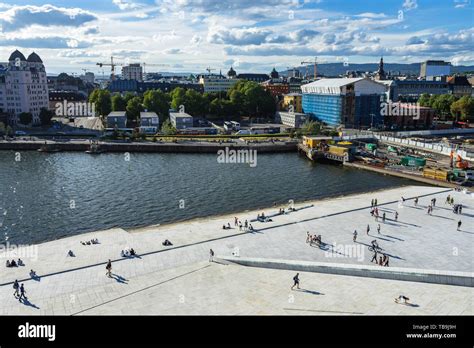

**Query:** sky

left=0, top=0, right=472, bottom=75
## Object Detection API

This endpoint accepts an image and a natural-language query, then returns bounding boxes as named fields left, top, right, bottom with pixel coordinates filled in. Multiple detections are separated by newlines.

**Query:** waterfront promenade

left=0, top=185, right=472, bottom=315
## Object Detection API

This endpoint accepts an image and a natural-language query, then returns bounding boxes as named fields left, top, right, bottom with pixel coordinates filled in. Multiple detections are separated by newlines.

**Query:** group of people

left=6, top=258, right=24, bottom=268
left=121, top=248, right=137, bottom=257
left=306, top=232, right=322, bottom=246
left=370, top=198, right=378, bottom=207
left=371, top=251, right=390, bottom=266
left=446, top=195, right=455, bottom=205
left=81, top=238, right=99, bottom=245
left=453, top=204, right=463, bottom=214
left=256, top=213, right=272, bottom=223
left=12, top=280, right=27, bottom=301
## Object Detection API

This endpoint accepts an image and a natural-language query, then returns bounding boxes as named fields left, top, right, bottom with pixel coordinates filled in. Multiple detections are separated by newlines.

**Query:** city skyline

left=0, top=0, right=472, bottom=75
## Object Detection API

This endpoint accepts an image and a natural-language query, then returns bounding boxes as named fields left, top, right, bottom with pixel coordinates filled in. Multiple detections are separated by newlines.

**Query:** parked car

left=14, top=130, right=27, bottom=136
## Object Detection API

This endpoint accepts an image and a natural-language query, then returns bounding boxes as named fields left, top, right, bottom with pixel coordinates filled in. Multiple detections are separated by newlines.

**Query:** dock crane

left=301, top=57, right=318, bottom=80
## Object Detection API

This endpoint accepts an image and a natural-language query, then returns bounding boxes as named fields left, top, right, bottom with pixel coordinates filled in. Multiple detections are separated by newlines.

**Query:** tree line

left=88, top=80, right=277, bottom=124
left=418, top=93, right=474, bottom=121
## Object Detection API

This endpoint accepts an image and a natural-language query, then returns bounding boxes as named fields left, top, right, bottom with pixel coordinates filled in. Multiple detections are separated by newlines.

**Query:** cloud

left=0, top=4, right=97, bottom=32
left=402, top=0, right=418, bottom=11
left=0, top=37, right=91, bottom=49
left=112, top=0, right=142, bottom=11
left=163, top=48, right=183, bottom=54
left=406, top=36, right=425, bottom=45
left=355, top=12, right=387, bottom=19
left=207, top=26, right=272, bottom=45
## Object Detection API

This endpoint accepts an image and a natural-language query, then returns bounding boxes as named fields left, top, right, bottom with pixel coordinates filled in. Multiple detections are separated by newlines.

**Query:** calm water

left=0, top=151, right=415, bottom=244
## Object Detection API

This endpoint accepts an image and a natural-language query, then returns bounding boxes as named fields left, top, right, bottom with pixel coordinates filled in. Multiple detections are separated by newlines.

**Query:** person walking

left=371, top=199, right=374, bottom=208
left=414, top=197, right=418, bottom=206
left=13, top=280, right=19, bottom=298
left=371, top=251, right=378, bottom=263
left=446, top=195, right=450, bottom=205
left=457, top=220, right=462, bottom=231
left=291, top=273, right=300, bottom=290
left=395, top=211, right=398, bottom=221
left=234, top=217, right=238, bottom=226
left=209, top=249, right=214, bottom=262
left=19, top=284, right=26, bottom=301
left=374, top=198, right=378, bottom=207
left=353, top=230, right=358, bottom=242
left=377, top=224, right=381, bottom=234
left=105, top=259, right=112, bottom=278
left=366, top=224, right=370, bottom=235
left=382, top=213, right=386, bottom=223
left=306, top=232, right=310, bottom=243
left=244, top=220, right=248, bottom=230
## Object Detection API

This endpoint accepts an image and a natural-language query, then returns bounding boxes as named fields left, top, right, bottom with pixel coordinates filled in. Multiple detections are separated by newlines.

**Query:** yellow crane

left=96, top=56, right=122, bottom=81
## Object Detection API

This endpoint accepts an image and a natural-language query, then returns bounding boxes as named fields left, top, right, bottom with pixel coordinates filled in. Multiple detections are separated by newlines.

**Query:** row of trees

left=418, top=93, right=474, bottom=121
left=13, top=108, right=55, bottom=126
left=88, top=80, right=277, bottom=124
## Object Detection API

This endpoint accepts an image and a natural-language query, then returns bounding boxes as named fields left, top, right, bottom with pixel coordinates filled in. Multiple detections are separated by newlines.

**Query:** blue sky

left=0, top=0, right=472, bottom=74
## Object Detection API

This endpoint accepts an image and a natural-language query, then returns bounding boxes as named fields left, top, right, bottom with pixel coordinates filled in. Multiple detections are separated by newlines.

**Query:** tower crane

left=206, top=66, right=215, bottom=75
left=300, top=57, right=318, bottom=80
left=96, top=56, right=123, bottom=81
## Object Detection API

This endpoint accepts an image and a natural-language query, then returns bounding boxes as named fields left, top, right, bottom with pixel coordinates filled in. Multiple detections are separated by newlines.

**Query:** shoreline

left=18, top=183, right=420, bottom=247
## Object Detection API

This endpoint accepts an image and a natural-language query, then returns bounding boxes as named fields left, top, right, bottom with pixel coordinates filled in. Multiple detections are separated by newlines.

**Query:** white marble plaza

left=0, top=185, right=472, bottom=315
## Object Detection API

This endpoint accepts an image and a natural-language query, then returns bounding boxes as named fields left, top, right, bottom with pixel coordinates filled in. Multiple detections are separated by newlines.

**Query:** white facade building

left=0, top=50, right=49, bottom=126
left=198, top=75, right=238, bottom=93
left=122, top=64, right=143, bottom=82
left=139, top=111, right=160, bottom=134
left=170, top=111, right=193, bottom=129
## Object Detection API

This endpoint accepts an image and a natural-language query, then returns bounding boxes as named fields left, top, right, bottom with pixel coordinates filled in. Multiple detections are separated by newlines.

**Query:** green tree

left=39, top=107, right=54, bottom=126
left=89, top=89, right=112, bottom=116
left=111, top=94, right=127, bottom=111
left=300, top=120, right=321, bottom=135
left=19, top=112, right=33, bottom=125
left=126, top=96, right=143, bottom=122
left=170, top=87, right=187, bottom=111
left=161, top=118, right=177, bottom=135
left=431, top=94, right=456, bottom=118
left=451, top=96, right=474, bottom=121
left=143, top=89, right=170, bottom=118
left=418, top=93, right=431, bottom=107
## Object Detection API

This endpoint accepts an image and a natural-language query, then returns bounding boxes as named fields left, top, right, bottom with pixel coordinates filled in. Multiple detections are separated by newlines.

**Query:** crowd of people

left=6, top=258, right=24, bottom=268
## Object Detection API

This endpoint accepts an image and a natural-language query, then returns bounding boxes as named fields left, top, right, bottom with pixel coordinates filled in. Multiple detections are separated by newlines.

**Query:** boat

left=85, top=142, right=104, bottom=154
left=37, top=144, right=61, bottom=153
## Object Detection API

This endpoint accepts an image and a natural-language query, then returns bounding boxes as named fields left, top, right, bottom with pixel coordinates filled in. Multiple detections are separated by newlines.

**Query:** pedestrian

left=378, top=256, right=383, bottom=265
left=384, top=255, right=389, bottom=267
left=353, top=230, right=357, bottom=242
left=19, top=284, right=26, bottom=301
left=13, top=279, right=19, bottom=298
left=432, top=198, right=436, bottom=207
left=377, top=224, right=381, bottom=234
left=306, top=232, right=310, bottom=243
left=395, top=211, right=398, bottom=221
left=459, top=205, right=463, bottom=214
left=106, top=259, right=112, bottom=277
left=366, top=224, right=370, bottom=235
left=234, top=217, right=238, bottom=226
left=446, top=195, right=450, bottom=205
left=451, top=197, right=454, bottom=205
left=244, top=220, right=248, bottom=229
left=457, top=220, right=462, bottom=231
left=371, top=251, right=378, bottom=263
left=414, top=197, right=418, bottom=206
left=239, top=222, right=242, bottom=231
left=395, top=295, right=410, bottom=304
left=382, top=212, right=386, bottom=223
left=374, top=198, right=378, bottom=206
left=209, top=249, right=214, bottom=262
left=291, top=273, right=300, bottom=290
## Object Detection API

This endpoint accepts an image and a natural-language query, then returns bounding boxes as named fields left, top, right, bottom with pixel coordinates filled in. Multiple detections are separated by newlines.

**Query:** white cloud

left=402, top=0, right=418, bottom=11
left=112, top=0, right=142, bottom=11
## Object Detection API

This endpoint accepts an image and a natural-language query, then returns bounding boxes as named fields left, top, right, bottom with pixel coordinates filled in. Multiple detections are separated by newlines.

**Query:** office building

left=170, top=111, right=193, bottom=129
left=301, top=78, right=387, bottom=128
left=122, top=64, right=143, bottom=82
left=420, top=60, right=451, bottom=80
left=139, top=111, right=159, bottom=134
left=198, top=75, right=238, bottom=93
left=106, top=111, right=128, bottom=128
left=275, top=111, right=308, bottom=128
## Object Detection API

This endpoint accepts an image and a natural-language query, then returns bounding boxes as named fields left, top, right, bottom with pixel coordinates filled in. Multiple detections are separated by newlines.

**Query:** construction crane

left=301, top=57, right=318, bottom=80
left=206, top=66, right=215, bottom=76
left=96, top=56, right=123, bottom=81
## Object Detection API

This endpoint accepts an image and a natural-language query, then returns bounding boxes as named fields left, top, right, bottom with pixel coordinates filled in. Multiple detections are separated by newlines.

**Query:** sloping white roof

left=301, top=78, right=364, bottom=89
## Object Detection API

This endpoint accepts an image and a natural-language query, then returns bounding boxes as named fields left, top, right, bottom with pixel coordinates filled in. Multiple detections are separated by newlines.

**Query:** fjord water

left=0, top=151, right=414, bottom=244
